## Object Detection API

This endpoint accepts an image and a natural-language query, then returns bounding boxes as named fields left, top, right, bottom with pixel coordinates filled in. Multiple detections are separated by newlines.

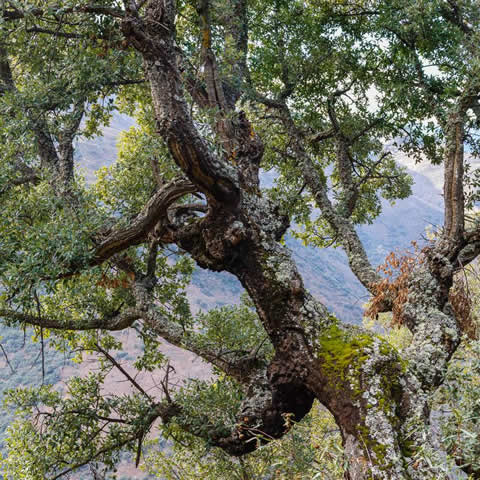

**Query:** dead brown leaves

left=365, top=242, right=422, bottom=326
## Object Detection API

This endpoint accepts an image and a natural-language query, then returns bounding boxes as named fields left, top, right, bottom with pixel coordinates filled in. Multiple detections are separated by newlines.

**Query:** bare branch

left=95, top=342, right=152, bottom=400
left=0, top=343, right=15, bottom=374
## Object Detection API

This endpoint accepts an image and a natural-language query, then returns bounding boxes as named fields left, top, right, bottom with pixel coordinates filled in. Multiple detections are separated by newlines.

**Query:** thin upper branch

left=279, top=104, right=384, bottom=298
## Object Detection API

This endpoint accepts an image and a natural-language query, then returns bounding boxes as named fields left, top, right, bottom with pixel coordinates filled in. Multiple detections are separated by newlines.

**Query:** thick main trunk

left=124, top=4, right=457, bottom=478
left=171, top=185, right=420, bottom=479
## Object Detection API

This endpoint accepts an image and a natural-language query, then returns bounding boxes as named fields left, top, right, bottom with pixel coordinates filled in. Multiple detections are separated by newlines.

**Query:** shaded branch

left=139, top=302, right=266, bottom=383
left=349, top=116, right=384, bottom=145
left=0, top=45, right=75, bottom=188
left=156, top=365, right=313, bottom=457
left=93, top=178, right=197, bottom=264
left=0, top=307, right=141, bottom=331
left=309, top=127, right=335, bottom=144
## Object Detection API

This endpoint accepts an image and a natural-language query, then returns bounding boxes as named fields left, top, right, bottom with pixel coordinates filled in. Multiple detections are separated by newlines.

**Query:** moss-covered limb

left=307, top=318, right=461, bottom=479
left=442, top=83, right=480, bottom=242
left=308, top=323, right=416, bottom=479
left=139, top=191, right=324, bottom=455
left=121, top=4, right=451, bottom=475
left=122, top=0, right=337, bottom=380
left=402, top=89, right=480, bottom=389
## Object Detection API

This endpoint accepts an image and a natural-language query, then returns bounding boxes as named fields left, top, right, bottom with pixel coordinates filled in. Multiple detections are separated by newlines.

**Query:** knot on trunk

left=226, top=221, right=246, bottom=246
left=201, top=216, right=248, bottom=266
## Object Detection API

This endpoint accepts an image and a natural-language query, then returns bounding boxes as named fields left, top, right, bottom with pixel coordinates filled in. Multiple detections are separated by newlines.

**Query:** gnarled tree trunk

left=3, top=1, right=480, bottom=479
left=117, top=4, right=471, bottom=479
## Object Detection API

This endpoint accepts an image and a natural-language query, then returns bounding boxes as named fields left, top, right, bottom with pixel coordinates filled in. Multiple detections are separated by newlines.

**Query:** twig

left=94, top=343, right=152, bottom=401
left=160, top=362, right=176, bottom=404
left=0, top=343, right=15, bottom=374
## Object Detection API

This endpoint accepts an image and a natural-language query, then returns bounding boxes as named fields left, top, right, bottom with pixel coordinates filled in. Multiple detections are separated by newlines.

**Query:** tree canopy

left=1, top=1, right=480, bottom=479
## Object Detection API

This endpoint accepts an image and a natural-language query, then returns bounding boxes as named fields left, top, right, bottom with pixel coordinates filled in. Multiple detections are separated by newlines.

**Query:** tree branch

left=95, top=342, right=152, bottom=400
left=2, top=4, right=125, bottom=22
left=25, top=27, right=85, bottom=39
left=0, top=307, right=142, bottom=331
left=48, top=432, right=137, bottom=480
left=157, top=365, right=313, bottom=457
left=93, top=178, right=197, bottom=264
left=0, top=171, right=40, bottom=195
left=442, top=84, right=480, bottom=242
left=278, top=105, right=385, bottom=300
left=309, top=127, right=335, bottom=144
left=121, top=2, right=241, bottom=202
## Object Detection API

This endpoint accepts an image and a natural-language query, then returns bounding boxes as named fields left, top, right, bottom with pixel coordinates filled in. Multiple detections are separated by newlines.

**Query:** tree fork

left=117, top=2, right=434, bottom=479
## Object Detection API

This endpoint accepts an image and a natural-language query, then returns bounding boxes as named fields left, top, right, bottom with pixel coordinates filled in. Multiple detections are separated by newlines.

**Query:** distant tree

left=0, top=1, right=480, bottom=479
